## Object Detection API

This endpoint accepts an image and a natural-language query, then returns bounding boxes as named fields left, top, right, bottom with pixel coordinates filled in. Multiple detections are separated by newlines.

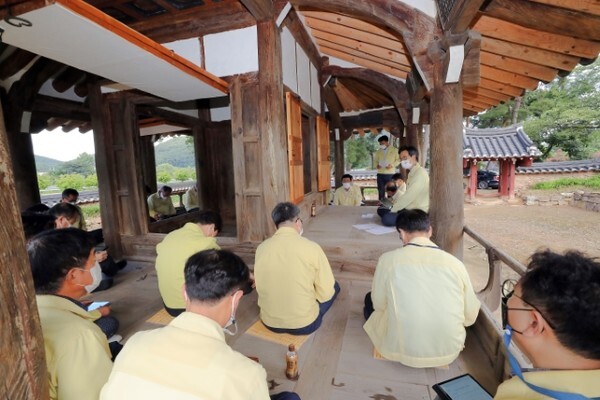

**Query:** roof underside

left=0, top=0, right=598, bottom=133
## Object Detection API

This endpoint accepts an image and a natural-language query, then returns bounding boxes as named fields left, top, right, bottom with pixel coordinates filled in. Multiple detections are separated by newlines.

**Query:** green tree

left=174, top=168, right=190, bottom=181
left=84, top=174, right=98, bottom=188
left=157, top=172, right=171, bottom=183
left=344, top=132, right=378, bottom=169
left=37, top=173, right=53, bottom=190
left=471, top=59, right=600, bottom=160
left=53, top=153, right=96, bottom=176
left=56, top=174, right=86, bottom=190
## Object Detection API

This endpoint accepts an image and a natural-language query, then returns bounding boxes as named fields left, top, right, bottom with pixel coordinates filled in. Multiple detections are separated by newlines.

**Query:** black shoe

left=92, top=276, right=114, bottom=293
left=116, top=260, right=128, bottom=270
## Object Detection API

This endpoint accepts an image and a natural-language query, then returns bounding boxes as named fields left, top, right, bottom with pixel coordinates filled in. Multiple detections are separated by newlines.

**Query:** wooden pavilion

left=1, top=0, right=599, bottom=397
left=463, top=125, right=541, bottom=199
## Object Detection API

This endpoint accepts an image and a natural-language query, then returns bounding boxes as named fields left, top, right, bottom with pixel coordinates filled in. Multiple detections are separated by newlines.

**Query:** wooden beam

left=527, top=0, right=600, bottom=16
left=482, top=36, right=580, bottom=71
left=483, top=0, right=600, bottom=42
left=479, top=77, right=524, bottom=97
left=0, top=99, right=48, bottom=400
left=440, top=0, right=487, bottom=32
left=463, top=97, right=494, bottom=109
left=480, top=65, right=539, bottom=90
left=301, top=10, right=400, bottom=41
left=474, top=15, right=600, bottom=59
left=239, top=0, right=273, bottom=21
left=480, top=52, right=557, bottom=82
left=0, top=48, right=37, bottom=80
left=32, top=95, right=90, bottom=122
left=464, top=87, right=511, bottom=103
left=52, top=67, right=87, bottom=93
left=317, top=42, right=409, bottom=79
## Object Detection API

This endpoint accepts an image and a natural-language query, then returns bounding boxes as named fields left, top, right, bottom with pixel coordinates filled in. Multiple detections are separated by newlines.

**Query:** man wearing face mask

left=364, top=210, right=480, bottom=367
left=101, top=249, right=300, bottom=400
left=254, top=202, right=340, bottom=335
left=381, top=145, right=430, bottom=227
left=497, top=250, right=600, bottom=399
left=373, top=135, right=400, bottom=201
left=155, top=210, right=222, bottom=317
left=28, top=228, right=113, bottom=400
left=333, top=174, right=363, bottom=206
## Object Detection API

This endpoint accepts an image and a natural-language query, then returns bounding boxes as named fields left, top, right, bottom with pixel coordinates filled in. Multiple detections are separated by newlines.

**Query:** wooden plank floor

left=86, top=205, right=500, bottom=398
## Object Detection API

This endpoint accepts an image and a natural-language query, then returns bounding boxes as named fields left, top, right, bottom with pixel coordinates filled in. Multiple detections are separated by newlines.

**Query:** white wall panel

left=204, top=26, right=258, bottom=77
left=296, top=43, right=311, bottom=103
left=310, top=63, right=320, bottom=113
left=281, top=27, right=298, bottom=93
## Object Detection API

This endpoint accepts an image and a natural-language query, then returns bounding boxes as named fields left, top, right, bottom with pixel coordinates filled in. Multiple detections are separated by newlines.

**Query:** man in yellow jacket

left=364, top=209, right=480, bottom=368
left=373, top=135, right=400, bottom=201
left=495, top=250, right=600, bottom=399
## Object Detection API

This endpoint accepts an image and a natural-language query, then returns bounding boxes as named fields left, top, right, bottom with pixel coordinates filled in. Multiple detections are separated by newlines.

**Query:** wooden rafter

left=239, top=0, right=273, bottom=21
left=527, top=0, right=600, bottom=15
left=0, top=48, right=37, bottom=80
left=479, top=77, right=524, bottom=97
left=479, top=52, right=557, bottom=82
left=480, top=65, right=539, bottom=90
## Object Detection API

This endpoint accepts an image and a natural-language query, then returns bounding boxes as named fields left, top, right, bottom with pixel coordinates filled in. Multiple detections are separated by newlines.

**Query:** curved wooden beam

left=323, top=65, right=409, bottom=125
left=290, top=0, right=440, bottom=91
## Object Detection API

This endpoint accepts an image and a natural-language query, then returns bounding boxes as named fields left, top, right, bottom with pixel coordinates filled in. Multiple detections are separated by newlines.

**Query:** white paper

left=352, top=223, right=380, bottom=230
left=365, top=226, right=397, bottom=235
left=361, top=213, right=375, bottom=219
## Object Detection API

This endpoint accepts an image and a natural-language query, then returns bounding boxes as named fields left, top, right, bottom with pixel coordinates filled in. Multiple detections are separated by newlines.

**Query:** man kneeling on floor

left=364, top=209, right=480, bottom=367
left=255, top=202, right=340, bottom=335
left=101, top=249, right=300, bottom=400
left=495, top=249, right=600, bottom=399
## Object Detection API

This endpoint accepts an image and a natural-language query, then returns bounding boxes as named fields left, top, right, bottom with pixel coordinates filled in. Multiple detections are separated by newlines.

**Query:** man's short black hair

left=196, top=210, right=223, bottom=233
left=184, top=249, right=250, bottom=303
left=271, top=202, right=300, bottom=228
left=342, top=174, right=353, bottom=181
left=399, top=145, right=419, bottom=161
left=61, top=188, right=79, bottom=199
left=49, top=202, right=81, bottom=222
left=391, top=173, right=404, bottom=181
left=27, top=228, right=96, bottom=294
left=395, top=209, right=430, bottom=233
left=520, top=250, right=600, bottom=360
left=377, top=135, right=389, bottom=143
left=160, top=185, right=173, bottom=194
left=25, top=203, right=50, bottom=213
left=21, top=212, right=56, bottom=241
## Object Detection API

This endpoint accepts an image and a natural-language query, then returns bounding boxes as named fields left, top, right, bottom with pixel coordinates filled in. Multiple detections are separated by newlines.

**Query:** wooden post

left=5, top=129, right=41, bottom=210
left=0, top=99, right=48, bottom=400
left=257, top=19, right=288, bottom=236
left=429, top=46, right=465, bottom=259
left=334, top=136, right=344, bottom=188
left=468, top=161, right=478, bottom=199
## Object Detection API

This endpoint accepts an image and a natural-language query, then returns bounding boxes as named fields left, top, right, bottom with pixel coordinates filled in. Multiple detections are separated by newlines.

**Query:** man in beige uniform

left=332, top=174, right=363, bottom=206
left=373, top=135, right=400, bottom=201
left=255, top=202, right=340, bottom=335
left=101, top=249, right=299, bottom=400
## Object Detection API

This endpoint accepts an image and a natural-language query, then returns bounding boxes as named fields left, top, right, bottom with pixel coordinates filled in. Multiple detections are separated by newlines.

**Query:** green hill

left=154, top=136, right=195, bottom=168
left=35, top=155, right=63, bottom=172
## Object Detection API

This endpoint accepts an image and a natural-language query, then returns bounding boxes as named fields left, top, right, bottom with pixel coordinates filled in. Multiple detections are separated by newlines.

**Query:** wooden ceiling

left=0, top=0, right=599, bottom=133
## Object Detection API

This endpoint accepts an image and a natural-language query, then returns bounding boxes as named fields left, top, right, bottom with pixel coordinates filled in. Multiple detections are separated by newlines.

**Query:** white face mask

left=379, top=144, right=387, bottom=150
left=401, top=159, right=413, bottom=170
left=78, top=262, right=102, bottom=293
left=342, top=182, right=351, bottom=190
left=223, top=297, right=238, bottom=336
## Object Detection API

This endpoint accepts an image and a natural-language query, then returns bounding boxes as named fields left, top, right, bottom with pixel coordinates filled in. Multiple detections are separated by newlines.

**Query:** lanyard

left=503, top=327, right=598, bottom=400
left=404, top=242, right=440, bottom=250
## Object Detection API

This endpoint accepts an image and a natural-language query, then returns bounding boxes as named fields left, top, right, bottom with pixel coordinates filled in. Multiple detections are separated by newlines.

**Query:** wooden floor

left=86, top=205, right=500, bottom=399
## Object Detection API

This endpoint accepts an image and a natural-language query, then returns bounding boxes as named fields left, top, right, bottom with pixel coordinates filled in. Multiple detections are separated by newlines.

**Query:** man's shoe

left=116, top=260, right=128, bottom=270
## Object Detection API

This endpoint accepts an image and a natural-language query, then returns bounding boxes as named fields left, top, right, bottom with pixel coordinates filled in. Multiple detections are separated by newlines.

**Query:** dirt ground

left=462, top=198, right=600, bottom=291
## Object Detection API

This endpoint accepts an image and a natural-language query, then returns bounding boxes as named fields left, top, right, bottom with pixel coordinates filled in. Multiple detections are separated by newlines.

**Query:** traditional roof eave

left=462, top=124, right=542, bottom=159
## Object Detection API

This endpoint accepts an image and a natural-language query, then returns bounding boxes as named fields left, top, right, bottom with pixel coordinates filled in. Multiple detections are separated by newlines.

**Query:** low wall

left=572, top=191, right=600, bottom=212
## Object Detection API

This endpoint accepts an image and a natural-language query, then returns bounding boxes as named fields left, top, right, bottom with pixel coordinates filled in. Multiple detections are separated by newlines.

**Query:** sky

left=31, top=128, right=96, bottom=161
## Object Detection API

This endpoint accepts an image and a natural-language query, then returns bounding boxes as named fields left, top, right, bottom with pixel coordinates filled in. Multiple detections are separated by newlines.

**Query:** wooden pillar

left=468, top=161, right=478, bottom=199
left=429, top=57, right=465, bottom=259
left=334, top=136, right=344, bottom=187
left=0, top=100, right=48, bottom=400
left=498, top=159, right=509, bottom=197
left=139, top=135, right=157, bottom=196
left=5, top=129, right=40, bottom=210
left=507, top=160, right=516, bottom=199
left=257, top=19, right=288, bottom=236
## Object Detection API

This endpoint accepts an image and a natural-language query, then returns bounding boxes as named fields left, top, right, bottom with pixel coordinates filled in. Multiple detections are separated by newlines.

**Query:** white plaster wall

left=296, top=43, right=311, bottom=104
left=210, top=107, right=231, bottom=122
left=204, top=26, right=259, bottom=77
left=163, top=38, right=202, bottom=65
left=281, top=27, right=298, bottom=93
left=400, top=0, right=437, bottom=18
left=310, top=63, right=321, bottom=113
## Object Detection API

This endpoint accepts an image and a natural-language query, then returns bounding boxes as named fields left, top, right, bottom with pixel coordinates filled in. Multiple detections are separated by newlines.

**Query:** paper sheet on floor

left=352, top=223, right=380, bottom=230
left=365, top=226, right=397, bottom=235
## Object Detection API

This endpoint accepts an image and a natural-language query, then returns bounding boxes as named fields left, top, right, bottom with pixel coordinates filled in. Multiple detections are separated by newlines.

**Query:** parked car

left=477, top=170, right=499, bottom=189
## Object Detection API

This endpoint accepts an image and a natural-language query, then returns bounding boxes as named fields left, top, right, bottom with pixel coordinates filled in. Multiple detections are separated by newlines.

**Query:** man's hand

left=386, top=164, right=392, bottom=169
left=376, top=164, right=382, bottom=169
left=97, top=305, right=111, bottom=317
left=95, top=250, right=108, bottom=263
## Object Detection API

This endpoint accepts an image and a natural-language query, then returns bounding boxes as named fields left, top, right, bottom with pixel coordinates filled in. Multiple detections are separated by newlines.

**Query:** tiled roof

left=517, top=159, right=600, bottom=174
left=463, top=125, right=542, bottom=159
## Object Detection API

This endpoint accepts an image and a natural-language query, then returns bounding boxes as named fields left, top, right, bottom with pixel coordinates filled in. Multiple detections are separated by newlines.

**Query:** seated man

left=496, top=250, right=600, bottom=399
left=377, top=180, right=403, bottom=217
left=155, top=210, right=222, bottom=316
left=101, top=249, right=299, bottom=400
left=380, top=146, right=429, bottom=227
left=254, top=202, right=340, bottom=335
left=28, top=229, right=113, bottom=400
left=183, top=183, right=200, bottom=212
left=61, top=188, right=104, bottom=243
left=147, top=185, right=176, bottom=220
left=390, top=172, right=406, bottom=196
left=332, top=174, right=363, bottom=206
left=364, top=209, right=480, bottom=367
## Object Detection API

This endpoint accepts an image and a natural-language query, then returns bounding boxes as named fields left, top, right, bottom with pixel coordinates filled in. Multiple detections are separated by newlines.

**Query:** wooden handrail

left=463, top=225, right=526, bottom=312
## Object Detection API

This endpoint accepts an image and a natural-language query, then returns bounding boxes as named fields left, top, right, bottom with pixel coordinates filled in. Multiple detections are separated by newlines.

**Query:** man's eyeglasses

left=501, top=279, right=555, bottom=332
left=294, top=217, right=303, bottom=224
left=386, top=186, right=397, bottom=192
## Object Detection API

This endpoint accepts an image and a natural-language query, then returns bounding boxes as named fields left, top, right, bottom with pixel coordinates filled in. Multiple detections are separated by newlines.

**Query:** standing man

left=28, top=229, right=113, bottom=400
left=381, top=145, right=429, bottom=226
left=147, top=185, right=176, bottom=220
left=155, top=210, right=222, bottom=316
left=364, top=209, right=480, bottom=367
left=373, top=135, right=400, bottom=201
left=101, top=249, right=300, bottom=400
left=332, top=174, right=363, bottom=206
left=254, top=202, right=340, bottom=335
left=496, top=250, right=600, bottom=399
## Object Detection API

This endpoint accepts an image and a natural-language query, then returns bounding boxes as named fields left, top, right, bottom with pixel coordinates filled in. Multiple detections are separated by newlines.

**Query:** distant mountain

left=154, top=136, right=195, bottom=168
left=35, top=155, right=63, bottom=172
